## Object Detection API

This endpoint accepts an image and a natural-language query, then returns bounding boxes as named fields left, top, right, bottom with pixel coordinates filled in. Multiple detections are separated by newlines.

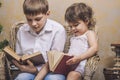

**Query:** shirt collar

left=24, top=19, right=53, bottom=36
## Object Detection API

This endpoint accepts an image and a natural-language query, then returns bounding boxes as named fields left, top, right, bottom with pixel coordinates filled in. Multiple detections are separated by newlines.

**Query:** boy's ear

left=46, top=10, right=50, bottom=16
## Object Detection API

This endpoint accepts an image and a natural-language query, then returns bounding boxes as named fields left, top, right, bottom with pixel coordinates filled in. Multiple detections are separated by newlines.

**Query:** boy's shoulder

left=47, top=19, right=64, bottom=28
left=19, top=23, right=30, bottom=31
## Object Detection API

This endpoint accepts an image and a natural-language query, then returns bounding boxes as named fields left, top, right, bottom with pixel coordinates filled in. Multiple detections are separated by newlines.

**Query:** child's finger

left=66, top=59, right=73, bottom=65
left=12, top=60, right=21, bottom=68
left=26, top=60, right=34, bottom=66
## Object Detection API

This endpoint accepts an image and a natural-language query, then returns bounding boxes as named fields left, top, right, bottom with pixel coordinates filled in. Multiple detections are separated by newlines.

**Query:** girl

left=65, top=2, right=98, bottom=80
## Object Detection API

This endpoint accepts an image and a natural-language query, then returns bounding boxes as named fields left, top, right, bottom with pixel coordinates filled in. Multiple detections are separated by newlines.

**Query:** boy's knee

left=14, top=73, right=35, bottom=80
left=44, top=73, right=65, bottom=80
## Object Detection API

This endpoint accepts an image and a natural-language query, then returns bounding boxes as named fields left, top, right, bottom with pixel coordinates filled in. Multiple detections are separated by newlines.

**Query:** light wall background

left=0, top=0, right=120, bottom=80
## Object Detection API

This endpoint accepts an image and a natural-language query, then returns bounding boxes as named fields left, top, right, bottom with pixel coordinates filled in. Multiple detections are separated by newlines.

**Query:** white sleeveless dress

left=68, top=31, right=89, bottom=76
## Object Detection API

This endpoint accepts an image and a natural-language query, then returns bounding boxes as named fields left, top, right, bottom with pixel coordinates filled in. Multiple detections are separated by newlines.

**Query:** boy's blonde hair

left=23, top=0, right=49, bottom=15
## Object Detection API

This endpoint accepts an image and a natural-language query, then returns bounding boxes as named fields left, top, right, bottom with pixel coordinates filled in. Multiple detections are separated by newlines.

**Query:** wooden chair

left=5, top=21, right=25, bottom=80
left=7, top=21, right=100, bottom=80
left=0, top=52, right=6, bottom=80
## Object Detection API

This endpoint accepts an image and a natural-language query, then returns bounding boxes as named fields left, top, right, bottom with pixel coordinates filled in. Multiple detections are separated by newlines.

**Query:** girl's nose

left=72, top=27, right=76, bottom=30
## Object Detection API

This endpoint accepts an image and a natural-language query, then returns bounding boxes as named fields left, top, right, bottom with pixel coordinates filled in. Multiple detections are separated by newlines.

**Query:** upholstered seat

left=7, top=21, right=100, bottom=80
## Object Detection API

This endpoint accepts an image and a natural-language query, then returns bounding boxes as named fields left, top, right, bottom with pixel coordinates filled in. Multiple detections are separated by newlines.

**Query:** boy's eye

left=35, top=18, right=42, bottom=21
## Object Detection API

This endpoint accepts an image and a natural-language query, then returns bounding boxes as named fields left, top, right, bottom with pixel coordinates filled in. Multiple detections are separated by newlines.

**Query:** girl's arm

left=66, top=30, right=98, bottom=65
left=79, top=30, right=98, bottom=60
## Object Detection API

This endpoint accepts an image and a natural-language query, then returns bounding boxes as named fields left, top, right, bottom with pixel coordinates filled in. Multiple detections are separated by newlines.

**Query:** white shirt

left=16, top=19, right=66, bottom=70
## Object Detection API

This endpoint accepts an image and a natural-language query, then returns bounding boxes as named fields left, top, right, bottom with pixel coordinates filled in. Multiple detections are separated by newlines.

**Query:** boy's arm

left=34, top=63, right=49, bottom=80
left=12, top=59, right=38, bottom=74
left=16, top=30, right=23, bottom=55
left=51, top=27, right=66, bottom=51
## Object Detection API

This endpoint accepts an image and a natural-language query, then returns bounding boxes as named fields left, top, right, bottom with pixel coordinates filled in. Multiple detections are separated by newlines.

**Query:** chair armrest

left=0, top=52, right=6, bottom=80
left=83, top=55, right=100, bottom=80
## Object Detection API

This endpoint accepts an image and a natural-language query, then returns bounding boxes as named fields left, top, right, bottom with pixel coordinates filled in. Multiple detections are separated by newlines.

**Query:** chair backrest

left=0, top=52, right=6, bottom=80
left=63, top=25, right=71, bottom=53
left=9, top=21, right=26, bottom=51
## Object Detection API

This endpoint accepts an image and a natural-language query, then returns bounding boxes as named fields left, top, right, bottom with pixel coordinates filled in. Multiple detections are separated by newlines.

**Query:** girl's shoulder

left=85, top=30, right=97, bottom=38
left=86, top=30, right=98, bottom=40
left=86, top=30, right=96, bottom=35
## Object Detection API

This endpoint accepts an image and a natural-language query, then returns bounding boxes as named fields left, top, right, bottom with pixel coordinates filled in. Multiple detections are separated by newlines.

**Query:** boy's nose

left=32, top=21, right=37, bottom=26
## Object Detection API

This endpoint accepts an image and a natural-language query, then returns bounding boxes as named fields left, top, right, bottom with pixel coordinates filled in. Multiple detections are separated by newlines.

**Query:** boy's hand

left=66, top=56, right=80, bottom=65
left=12, top=59, right=38, bottom=74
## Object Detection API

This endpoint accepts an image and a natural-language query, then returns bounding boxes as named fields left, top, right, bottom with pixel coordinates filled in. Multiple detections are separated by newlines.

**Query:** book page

left=3, top=46, right=45, bottom=65
left=47, top=50, right=64, bottom=71
left=47, top=51, right=53, bottom=69
left=52, top=51, right=64, bottom=71
left=21, top=51, right=45, bottom=65
left=21, top=52, right=41, bottom=60
left=47, top=50, right=77, bottom=75
left=3, top=46, right=21, bottom=61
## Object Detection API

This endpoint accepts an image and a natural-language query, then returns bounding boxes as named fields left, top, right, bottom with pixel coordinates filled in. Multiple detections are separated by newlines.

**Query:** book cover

left=47, top=50, right=79, bottom=75
left=3, top=46, right=45, bottom=65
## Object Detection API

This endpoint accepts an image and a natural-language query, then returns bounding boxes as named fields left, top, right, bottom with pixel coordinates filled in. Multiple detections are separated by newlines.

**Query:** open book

left=3, top=46, right=45, bottom=65
left=47, top=50, right=79, bottom=75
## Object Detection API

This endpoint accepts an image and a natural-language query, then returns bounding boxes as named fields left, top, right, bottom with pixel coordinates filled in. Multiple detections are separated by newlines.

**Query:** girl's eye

left=74, top=23, right=79, bottom=27
left=69, top=26, right=72, bottom=28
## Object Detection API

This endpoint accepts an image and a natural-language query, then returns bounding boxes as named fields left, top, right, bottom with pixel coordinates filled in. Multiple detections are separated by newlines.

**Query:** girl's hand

left=66, top=56, right=80, bottom=65
left=12, top=59, right=38, bottom=74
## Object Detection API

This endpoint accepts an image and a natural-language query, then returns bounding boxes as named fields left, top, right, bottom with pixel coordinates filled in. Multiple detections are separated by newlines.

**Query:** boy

left=12, top=0, right=66, bottom=80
